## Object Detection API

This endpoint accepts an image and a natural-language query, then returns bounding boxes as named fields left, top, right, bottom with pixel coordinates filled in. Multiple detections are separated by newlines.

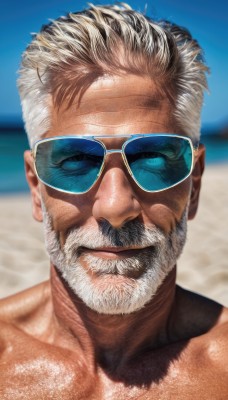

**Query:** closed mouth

left=78, top=245, right=153, bottom=259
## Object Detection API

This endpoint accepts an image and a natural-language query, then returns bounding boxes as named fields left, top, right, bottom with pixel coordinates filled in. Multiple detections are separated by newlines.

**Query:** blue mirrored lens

left=35, top=138, right=104, bottom=193
left=124, top=136, right=193, bottom=191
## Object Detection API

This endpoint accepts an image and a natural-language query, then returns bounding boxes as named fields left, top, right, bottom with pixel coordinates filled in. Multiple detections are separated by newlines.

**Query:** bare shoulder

left=0, top=281, right=52, bottom=332
left=189, top=307, right=228, bottom=392
left=0, top=281, right=55, bottom=366
left=176, top=286, right=228, bottom=364
left=206, top=306, right=228, bottom=363
left=0, top=283, right=92, bottom=399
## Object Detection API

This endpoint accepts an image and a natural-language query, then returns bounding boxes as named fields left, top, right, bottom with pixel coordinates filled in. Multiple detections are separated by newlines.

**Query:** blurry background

left=0, top=1, right=227, bottom=303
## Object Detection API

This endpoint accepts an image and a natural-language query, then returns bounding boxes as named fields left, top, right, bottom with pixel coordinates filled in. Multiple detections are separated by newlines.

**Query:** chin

left=60, top=258, right=174, bottom=314
left=42, top=205, right=188, bottom=315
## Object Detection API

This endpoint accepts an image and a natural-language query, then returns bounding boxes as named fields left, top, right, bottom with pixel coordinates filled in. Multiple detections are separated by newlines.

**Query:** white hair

left=42, top=203, right=188, bottom=315
left=17, top=3, right=209, bottom=146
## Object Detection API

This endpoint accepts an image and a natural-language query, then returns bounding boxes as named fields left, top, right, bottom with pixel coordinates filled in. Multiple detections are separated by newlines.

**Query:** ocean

left=0, top=130, right=228, bottom=194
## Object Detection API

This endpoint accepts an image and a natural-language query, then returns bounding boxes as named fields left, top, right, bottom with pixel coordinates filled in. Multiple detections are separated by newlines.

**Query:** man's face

left=25, top=75, right=203, bottom=314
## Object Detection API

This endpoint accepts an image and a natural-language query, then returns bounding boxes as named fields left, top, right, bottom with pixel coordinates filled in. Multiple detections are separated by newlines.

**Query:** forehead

left=48, top=75, right=177, bottom=137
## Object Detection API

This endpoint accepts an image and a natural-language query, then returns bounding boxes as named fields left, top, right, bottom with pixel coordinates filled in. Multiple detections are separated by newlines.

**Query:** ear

left=24, top=150, right=43, bottom=222
left=188, top=144, right=205, bottom=220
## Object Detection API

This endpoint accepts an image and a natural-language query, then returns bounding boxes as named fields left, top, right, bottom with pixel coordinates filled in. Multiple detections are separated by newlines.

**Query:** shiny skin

left=0, top=75, right=227, bottom=399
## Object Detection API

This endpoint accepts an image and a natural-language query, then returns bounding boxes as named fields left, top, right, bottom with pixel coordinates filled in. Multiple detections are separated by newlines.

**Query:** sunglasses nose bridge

left=106, top=149, right=122, bottom=154
left=101, top=148, right=133, bottom=180
left=104, top=148, right=129, bottom=164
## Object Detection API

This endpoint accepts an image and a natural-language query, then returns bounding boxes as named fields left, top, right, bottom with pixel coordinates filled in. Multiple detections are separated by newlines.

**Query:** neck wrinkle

left=50, top=264, right=178, bottom=371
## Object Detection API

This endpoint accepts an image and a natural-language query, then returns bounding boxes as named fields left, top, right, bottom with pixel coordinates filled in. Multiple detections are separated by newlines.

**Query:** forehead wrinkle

left=49, top=76, right=176, bottom=135
left=77, top=92, right=164, bottom=102
left=50, top=107, right=174, bottom=135
left=52, top=121, right=173, bottom=130
left=52, top=75, right=171, bottom=121
left=57, top=99, right=170, bottom=128
left=63, top=75, right=166, bottom=106
left=62, top=106, right=164, bottom=119
left=52, top=97, right=171, bottom=129
left=63, top=94, right=165, bottom=116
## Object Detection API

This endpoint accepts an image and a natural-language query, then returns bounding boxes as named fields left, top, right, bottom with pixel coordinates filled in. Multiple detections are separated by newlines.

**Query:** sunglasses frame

left=32, top=133, right=198, bottom=194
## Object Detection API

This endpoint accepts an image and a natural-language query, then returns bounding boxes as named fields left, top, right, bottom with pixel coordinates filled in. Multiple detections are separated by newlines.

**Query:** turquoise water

left=0, top=131, right=29, bottom=194
left=0, top=130, right=228, bottom=194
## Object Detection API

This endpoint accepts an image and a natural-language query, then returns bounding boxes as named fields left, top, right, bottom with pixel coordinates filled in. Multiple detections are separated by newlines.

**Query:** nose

left=92, top=164, right=141, bottom=229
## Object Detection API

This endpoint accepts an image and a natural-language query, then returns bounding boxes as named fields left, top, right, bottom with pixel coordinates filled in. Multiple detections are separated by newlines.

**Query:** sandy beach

left=0, top=164, right=227, bottom=305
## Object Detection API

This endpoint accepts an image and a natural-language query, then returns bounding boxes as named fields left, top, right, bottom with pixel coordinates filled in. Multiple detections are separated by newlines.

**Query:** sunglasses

left=32, top=134, right=198, bottom=194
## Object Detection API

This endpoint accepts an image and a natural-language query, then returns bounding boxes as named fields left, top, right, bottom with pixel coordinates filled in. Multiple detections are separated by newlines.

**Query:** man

left=0, top=3, right=227, bottom=399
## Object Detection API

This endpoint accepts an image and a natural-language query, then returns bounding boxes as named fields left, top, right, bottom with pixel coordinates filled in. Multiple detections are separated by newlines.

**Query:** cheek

left=40, top=186, right=93, bottom=242
left=141, top=178, right=191, bottom=233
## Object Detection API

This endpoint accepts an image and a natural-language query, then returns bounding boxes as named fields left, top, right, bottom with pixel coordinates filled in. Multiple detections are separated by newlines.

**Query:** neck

left=50, top=264, right=177, bottom=370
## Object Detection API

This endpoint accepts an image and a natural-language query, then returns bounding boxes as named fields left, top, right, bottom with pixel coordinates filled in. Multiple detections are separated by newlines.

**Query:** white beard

left=42, top=205, right=188, bottom=315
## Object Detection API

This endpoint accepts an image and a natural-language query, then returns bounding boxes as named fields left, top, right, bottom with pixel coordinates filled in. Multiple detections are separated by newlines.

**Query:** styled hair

left=17, top=3, right=209, bottom=146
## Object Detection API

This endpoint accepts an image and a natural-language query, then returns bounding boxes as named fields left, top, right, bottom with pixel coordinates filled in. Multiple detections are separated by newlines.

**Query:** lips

left=78, top=246, right=152, bottom=259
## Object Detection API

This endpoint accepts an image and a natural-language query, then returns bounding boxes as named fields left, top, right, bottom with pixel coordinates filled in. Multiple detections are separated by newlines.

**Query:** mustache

left=41, top=197, right=188, bottom=266
left=64, top=219, right=165, bottom=255
left=62, top=220, right=166, bottom=276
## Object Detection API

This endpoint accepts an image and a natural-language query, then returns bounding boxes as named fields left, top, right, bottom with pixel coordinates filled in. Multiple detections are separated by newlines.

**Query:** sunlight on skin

left=0, top=74, right=226, bottom=399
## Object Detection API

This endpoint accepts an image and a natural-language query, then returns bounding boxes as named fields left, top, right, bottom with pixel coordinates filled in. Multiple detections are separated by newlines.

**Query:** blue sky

left=0, top=0, right=228, bottom=126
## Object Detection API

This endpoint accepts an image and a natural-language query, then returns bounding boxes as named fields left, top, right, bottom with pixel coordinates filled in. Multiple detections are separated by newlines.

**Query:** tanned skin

left=0, top=76, right=227, bottom=399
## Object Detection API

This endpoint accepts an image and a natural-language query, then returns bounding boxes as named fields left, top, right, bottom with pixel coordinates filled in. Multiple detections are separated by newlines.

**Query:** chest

left=0, top=355, right=227, bottom=400
left=1, top=332, right=227, bottom=400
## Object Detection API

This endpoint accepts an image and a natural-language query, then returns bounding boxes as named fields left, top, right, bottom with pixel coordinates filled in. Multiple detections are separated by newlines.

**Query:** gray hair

left=17, top=3, right=209, bottom=146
